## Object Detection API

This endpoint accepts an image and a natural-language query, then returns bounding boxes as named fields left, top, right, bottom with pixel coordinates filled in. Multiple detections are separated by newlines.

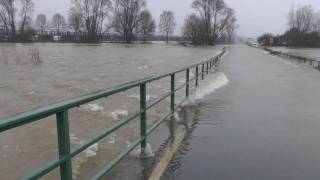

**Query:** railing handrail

left=0, top=48, right=226, bottom=180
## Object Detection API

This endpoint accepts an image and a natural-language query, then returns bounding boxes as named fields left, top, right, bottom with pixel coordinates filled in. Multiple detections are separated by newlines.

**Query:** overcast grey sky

left=33, top=0, right=320, bottom=38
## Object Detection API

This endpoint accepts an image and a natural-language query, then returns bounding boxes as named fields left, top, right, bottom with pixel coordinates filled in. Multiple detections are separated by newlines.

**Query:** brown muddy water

left=0, top=42, right=225, bottom=179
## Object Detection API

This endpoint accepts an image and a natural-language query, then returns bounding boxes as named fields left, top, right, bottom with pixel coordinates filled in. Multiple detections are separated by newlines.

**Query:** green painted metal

left=186, top=69, right=190, bottom=97
left=56, top=111, right=73, bottom=180
left=171, top=74, right=175, bottom=114
left=140, top=83, right=147, bottom=156
left=202, top=64, right=205, bottom=80
left=195, top=66, right=199, bottom=87
left=0, top=49, right=225, bottom=180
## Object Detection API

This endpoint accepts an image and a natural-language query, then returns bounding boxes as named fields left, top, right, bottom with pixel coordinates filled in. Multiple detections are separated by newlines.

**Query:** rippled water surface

left=0, top=42, right=222, bottom=179
left=163, top=45, right=320, bottom=180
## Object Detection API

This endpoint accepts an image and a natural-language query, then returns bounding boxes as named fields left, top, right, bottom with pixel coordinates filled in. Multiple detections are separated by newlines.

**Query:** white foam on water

left=110, top=109, right=129, bottom=121
left=193, top=72, right=229, bottom=100
left=70, top=133, right=99, bottom=178
left=92, top=78, right=100, bottom=82
left=128, top=94, right=158, bottom=102
left=131, top=143, right=154, bottom=158
left=172, top=112, right=181, bottom=123
left=138, top=65, right=149, bottom=70
left=85, top=143, right=99, bottom=158
left=220, top=51, right=228, bottom=59
left=83, top=104, right=104, bottom=112
left=108, top=133, right=117, bottom=144
left=182, top=97, right=196, bottom=107
left=27, top=91, right=35, bottom=95
left=70, top=133, right=85, bottom=145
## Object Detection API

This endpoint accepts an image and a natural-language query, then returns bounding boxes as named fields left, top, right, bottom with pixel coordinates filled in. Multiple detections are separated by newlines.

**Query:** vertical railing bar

left=140, top=83, right=147, bottom=157
left=56, top=111, right=72, bottom=180
left=195, top=66, right=199, bottom=87
left=171, top=74, right=175, bottom=114
left=206, top=62, right=209, bottom=74
left=202, top=64, right=205, bottom=80
left=186, top=69, right=190, bottom=97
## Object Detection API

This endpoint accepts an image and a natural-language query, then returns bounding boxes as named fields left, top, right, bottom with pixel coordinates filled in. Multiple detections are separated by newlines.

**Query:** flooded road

left=163, top=45, right=320, bottom=180
left=0, top=42, right=222, bottom=179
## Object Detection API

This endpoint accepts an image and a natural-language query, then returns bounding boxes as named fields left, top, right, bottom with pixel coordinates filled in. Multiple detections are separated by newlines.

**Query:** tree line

left=0, top=0, right=237, bottom=44
left=258, top=5, right=320, bottom=47
left=182, top=0, right=237, bottom=45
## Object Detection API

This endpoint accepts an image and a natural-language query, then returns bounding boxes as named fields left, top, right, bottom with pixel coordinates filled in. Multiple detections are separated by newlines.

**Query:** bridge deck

left=162, top=45, right=320, bottom=180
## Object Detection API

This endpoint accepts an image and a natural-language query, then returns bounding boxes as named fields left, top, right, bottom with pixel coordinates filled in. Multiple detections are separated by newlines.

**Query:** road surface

left=162, top=45, right=320, bottom=180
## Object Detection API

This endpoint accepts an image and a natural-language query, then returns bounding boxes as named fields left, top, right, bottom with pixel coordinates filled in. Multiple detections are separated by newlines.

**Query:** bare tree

left=19, top=0, right=34, bottom=34
left=182, top=14, right=206, bottom=45
left=159, top=10, right=176, bottom=43
left=51, top=13, right=66, bottom=34
left=112, top=0, right=146, bottom=43
left=192, top=0, right=213, bottom=44
left=288, top=5, right=296, bottom=29
left=136, top=10, right=155, bottom=43
left=288, top=5, right=314, bottom=33
left=35, top=14, right=47, bottom=33
left=312, top=13, right=320, bottom=34
left=214, top=7, right=236, bottom=41
left=71, top=0, right=111, bottom=42
left=191, top=0, right=237, bottom=44
left=68, top=7, right=84, bottom=34
left=0, top=0, right=16, bottom=35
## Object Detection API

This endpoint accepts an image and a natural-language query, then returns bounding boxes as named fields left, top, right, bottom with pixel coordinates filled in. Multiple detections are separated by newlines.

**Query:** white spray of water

left=108, top=133, right=117, bottom=144
left=110, top=109, right=129, bottom=121
left=138, top=65, right=149, bottom=70
left=172, top=112, right=181, bottom=123
left=193, top=72, right=229, bottom=100
left=69, top=133, right=99, bottom=178
left=85, top=143, right=99, bottom=158
left=83, top=104, right=104, bottom=112
left=128, top=94, right=158, bottom=102
left=131, top=143, right=154, bottom=158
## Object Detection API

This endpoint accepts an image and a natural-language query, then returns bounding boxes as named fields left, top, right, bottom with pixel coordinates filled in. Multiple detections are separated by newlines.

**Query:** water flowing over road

left=163, top=45, right=320, bottom=180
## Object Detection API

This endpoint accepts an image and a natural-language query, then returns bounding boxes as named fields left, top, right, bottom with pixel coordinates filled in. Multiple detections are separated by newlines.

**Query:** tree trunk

left=166, top=32, right=169, bottom=44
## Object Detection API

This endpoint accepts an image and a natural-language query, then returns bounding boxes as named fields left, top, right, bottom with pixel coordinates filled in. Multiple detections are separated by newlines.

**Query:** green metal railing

left=0, top=49, right=225, bottom=180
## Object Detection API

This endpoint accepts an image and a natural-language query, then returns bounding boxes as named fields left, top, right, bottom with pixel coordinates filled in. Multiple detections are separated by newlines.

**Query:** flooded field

left=270, top=47, right=320, bottom=61
left=0, top=42, right=222, bottom=179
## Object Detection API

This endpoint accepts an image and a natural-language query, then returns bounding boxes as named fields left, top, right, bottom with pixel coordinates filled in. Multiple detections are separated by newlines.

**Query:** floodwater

left=270, top=47, right=320, bottom=61
left=163, top=45, right=320, bottom=180
left=0, top=42, right=222, bottom=179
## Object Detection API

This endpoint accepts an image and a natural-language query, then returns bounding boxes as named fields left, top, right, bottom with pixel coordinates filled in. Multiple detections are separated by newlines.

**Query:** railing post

left=56, top=111, right=72, bottom=180
left=206, top=62, right=209, bottom=74
left=202, top=64, right=205, bottom=80
left=195, top=66, right=199, bottom=87
left=171, top=74, right=175, bottom=114
left=140, top=83, right=147, bottom=156
left=186, top=69, right=190, bottom=97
